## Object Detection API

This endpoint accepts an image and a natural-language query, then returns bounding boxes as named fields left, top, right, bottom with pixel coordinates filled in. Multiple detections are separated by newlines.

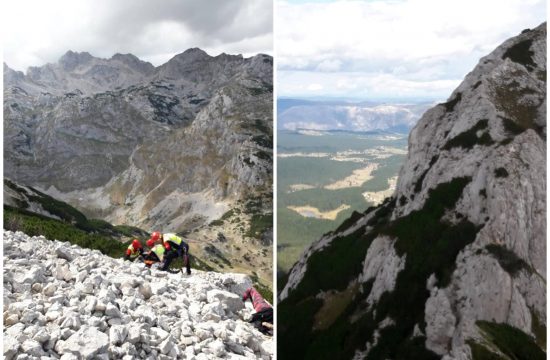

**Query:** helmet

left=151, top=232, right=161, bottom=242
left=132, top=239, right=142, bottom=249
left=146, top=239, right=155, bottom=248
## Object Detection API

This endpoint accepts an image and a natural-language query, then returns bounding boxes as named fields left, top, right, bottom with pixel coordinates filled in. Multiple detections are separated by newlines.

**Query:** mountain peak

left=171, top=48, right=211, bottom=63
left=58, top=50, right=94, bottom=71
left=110, top=53, right=154, bottom=74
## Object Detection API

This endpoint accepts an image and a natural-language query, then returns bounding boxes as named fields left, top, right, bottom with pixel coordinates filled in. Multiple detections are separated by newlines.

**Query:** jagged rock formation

left=3, top=231, right=273, bottom=359
left=4, top=49, right=272, bottom=232
left=278, top=24, right=546, bottom=359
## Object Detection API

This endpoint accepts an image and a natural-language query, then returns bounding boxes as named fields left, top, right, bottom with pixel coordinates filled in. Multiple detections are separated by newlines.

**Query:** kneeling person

left=124, top=239, right=144, bottom=261
left=147, top=232, right=192, bottom=274
left=143, top=241, right=166, bottom=268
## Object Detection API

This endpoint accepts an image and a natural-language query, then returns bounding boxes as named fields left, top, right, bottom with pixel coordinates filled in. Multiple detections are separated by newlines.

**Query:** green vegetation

left=252, top=134, right=273, bottom=149
left=492, top=81, right=542, bottom=137
left=209, top=209, right=236, bottom=226
left=467, top=340, right=504, bottom=360
left=443, top=119, right=494, bottom=150
left=476, top=321, right=545, bottom=360
left=501, top=116, right=525, bottom=135
left=239, top=119, right=271, bottom=136
left=384, top=177, right=478, bottom=287
left=277, top=131, right=408, bottom=271
left=113, top=224, right=149, bottom=238
left=4, top=205, right=126, bottom=258
left=168, top=256, right=215, bottom=272
left=250, top=272, right=274, bottom=304
left=4, top=179, right=148, bottom=240
left=414, top=155, right=439, bottom=193
left=502, top=39, right=535, bottom=70
left=494, top=168, right=509, bottom=178
left=245, top=213, right=272, bottom=240
left=485, top=244, right=530, bottom=275
left=278, top=177, right=479, bottom=359
left=442, top=92, right=462, bottom=112
left=204, top=244, right=232, bottom=267
left=334, top=210, right=364, bottom=233
left=530, top=308, right=546, bottom=349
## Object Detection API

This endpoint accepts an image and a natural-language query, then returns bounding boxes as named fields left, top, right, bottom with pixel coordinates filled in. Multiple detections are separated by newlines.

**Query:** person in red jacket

left=243, top=287, right=273, bottom=335
left=124, top=239, right=144, bottom=261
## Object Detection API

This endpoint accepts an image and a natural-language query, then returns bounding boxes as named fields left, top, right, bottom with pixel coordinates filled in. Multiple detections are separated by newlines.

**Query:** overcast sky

left=3, top=0, right=273, bottom=72
left=277, top=0, right=546, bottom=100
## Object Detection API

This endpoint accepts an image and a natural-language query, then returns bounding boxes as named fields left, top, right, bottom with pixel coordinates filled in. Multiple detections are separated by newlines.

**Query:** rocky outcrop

left=3, top=230, right=272, bottom=359
left=279, top=23, right=546, bottom=359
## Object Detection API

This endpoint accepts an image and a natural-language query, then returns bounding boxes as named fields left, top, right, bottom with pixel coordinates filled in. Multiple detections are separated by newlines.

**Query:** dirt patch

left=324, top=163, right=378, bottom=190
left=287, top=204, right=351, bottom=220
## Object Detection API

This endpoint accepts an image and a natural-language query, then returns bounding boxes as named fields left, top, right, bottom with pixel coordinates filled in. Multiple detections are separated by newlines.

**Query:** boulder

left=159, top=335, right=175, bottom=355
left=109, top=325, right=128, bottom=345
left=56, top=246, right=75, bottom=261
left=139, top=283, right=153, bottom=299
left=105, top=303, right=121, bottom=318
left=5, top=313, right=19, bottom=326
left=58, top=326, right=109, bottom=359
left=20, top=339, right=44, bottom=357
left=3, top=335, right=20, bottom=360
left=43, top=283, right=57, bottom=296
left=207, top=289, right=244, bottom=313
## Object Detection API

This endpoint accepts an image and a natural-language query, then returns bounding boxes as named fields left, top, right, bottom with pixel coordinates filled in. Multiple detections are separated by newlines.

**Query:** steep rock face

left=3, top=230, right=273, bottom=359
left=279, top=24, right=546, bottom=360
left=4, top=50, right=272, bottom=232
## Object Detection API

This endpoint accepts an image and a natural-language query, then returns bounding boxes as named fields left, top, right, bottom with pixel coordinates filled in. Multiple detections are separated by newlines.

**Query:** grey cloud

left=94, top=0, right=271, bottom=43
left=5, top=0, right=272, bottom=71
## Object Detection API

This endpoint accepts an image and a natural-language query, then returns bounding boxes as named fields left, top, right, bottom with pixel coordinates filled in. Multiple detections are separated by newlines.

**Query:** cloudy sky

left=3, top=0, right=273, bottom=72
left=277, top=0, right=546, bottom=100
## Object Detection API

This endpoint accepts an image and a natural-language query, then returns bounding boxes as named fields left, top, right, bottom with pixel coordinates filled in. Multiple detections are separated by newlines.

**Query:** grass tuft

left=476, top=320, right=545, bottom=360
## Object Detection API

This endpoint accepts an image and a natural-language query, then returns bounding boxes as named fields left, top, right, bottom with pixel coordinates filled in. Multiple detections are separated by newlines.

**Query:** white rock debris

left=3, top=230, right=273, bottom=359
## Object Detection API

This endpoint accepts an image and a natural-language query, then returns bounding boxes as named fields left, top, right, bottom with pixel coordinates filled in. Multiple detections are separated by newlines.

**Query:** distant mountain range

left=278, top=98, right=434, bottom=133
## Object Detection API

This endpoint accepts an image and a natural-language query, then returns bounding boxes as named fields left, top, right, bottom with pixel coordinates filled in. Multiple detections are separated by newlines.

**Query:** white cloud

left=307, top=83, right=324, bottom=91
left=277, top=0, right=546, bottom=99
left=316, top=59, right=342, bottom=72
left=280, top=70, right=463, bottom=99
left=3, top=0, right=273, bottom=71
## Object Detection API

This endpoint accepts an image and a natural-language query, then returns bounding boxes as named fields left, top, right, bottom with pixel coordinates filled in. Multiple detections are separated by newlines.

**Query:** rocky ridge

left=3, top=230, right=273, bottom=360
left=279, top=24, right=546, bottom=359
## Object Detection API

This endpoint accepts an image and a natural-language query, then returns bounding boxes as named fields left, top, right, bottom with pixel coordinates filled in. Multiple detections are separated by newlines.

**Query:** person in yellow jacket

left=147, top=232, right=191, bottom=275
left=142, top=242, right=166, bottom=267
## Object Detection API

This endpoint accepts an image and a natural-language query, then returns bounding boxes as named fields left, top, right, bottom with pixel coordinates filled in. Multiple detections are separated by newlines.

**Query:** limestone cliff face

left=4, top=50, right=272, bottom=231
left=279, top=24, right=546, bottom=359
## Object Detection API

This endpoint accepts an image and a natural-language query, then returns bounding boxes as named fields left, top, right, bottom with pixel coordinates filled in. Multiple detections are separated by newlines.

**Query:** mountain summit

left=279, top=23, right=546, bottom=359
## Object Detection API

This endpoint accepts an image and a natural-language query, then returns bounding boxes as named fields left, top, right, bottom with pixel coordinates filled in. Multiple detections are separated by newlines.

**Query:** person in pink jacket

left=242, top=287, right=273, bottom=335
